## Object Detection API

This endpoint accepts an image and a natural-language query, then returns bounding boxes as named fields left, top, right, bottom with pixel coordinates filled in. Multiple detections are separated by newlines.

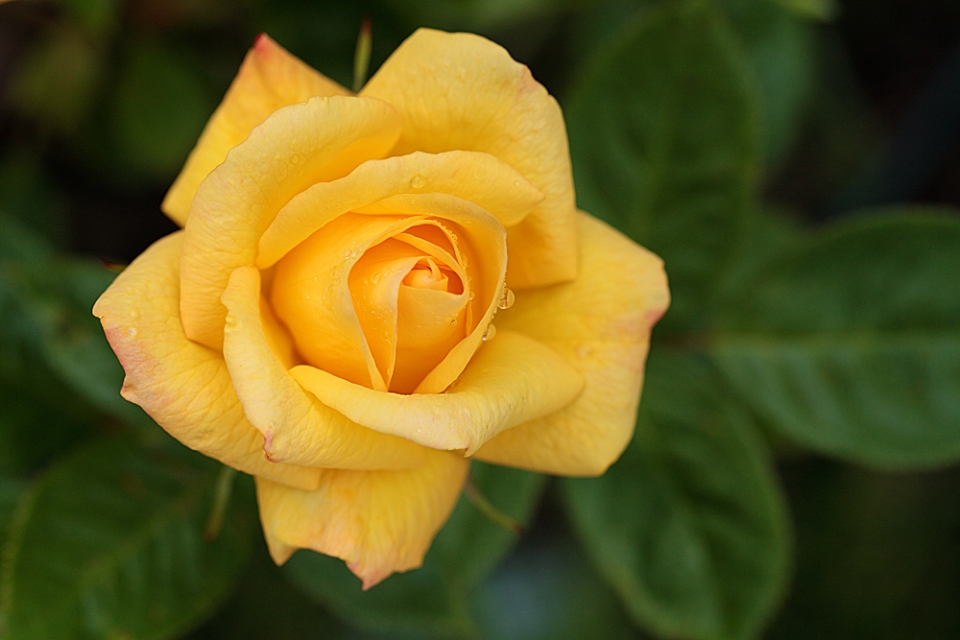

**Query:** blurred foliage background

left=1, top=0, right=960, bottom=638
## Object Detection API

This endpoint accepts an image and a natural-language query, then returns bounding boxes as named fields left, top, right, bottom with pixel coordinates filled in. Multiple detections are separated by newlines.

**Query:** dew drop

left=127, top=327, right=138, bottom=337
left=498, top=287, right=515, bottom=310
left=482, top=324, right=497, bottom=341
left=410, top=175, right=426, bottom=189
left=290, top=154, right=301, bottom=165
left=129, top=309, right=140, bottom=319
left=371, top=271, right=382, bottom=284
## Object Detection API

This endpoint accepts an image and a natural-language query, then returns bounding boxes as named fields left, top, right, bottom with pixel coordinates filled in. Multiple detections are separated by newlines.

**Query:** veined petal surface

left=473, top=213, right=670, bottom=476
left=92, top=232, right=321, bottom=490
left=361, top=28, right=578, bottom=290
left=163, top=34, right=349, bottom=226
left=256, top=449, right=469, bottom=589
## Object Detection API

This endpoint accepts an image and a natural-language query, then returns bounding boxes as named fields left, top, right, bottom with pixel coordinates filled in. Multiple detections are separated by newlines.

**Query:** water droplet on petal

left=371, top=271, right=382, bottom=284
left=129, top=309, right=140, bottom=319
left=127, top=327, right=138, bottom=337
left=498, top=287, right=515, bottom=310
left=482, top=324, right=497, bottom=341
left=410, top=175, right=425, bottom=189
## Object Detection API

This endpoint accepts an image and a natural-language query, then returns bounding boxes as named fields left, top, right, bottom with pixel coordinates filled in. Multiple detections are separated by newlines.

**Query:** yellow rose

left=93, top=30, right=669, bottom=588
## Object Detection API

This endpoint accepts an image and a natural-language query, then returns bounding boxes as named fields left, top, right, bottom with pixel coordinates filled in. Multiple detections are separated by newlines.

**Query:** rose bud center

left=270, top=213, right=478, bottom=394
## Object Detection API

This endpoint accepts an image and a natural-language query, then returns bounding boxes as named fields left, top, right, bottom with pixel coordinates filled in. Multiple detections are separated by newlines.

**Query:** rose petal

left=220, top=266, right=428, bottom=469
left=256, top=150, right=542, bottom=269
left=162, top=34, right=350, bottom=226
left=290, top=330, right=584, bottom=455
left=180, top=95, right=402, bottom=351
left=352, top=193, right=509, bottom=395
left=92, top=232, right=321, bottom=490
left=361, top=28, right=577, bottom=290
left=256, top=448, right=469, bottom=589
left=473, top=213, right=670, bottom=476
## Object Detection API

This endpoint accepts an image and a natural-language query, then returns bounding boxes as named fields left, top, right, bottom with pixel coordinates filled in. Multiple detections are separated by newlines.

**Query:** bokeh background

left=1, top=0, right=959, bottom=638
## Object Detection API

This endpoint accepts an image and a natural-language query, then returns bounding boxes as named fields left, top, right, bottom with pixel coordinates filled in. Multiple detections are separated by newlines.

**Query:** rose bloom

left=94, top=29, right=669, bottom=588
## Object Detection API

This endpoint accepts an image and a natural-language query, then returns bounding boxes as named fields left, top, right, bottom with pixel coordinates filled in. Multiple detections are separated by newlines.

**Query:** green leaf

left=563, top=353, right=791, bottom=640
left=0, top=342, right=100, bottom=474
left=711, top=210, right=960, bottom=469
left=0, top=214, right=149, bottom=428
left=721, top=0, right=817, bottom=167
left=185, top=540, right=348, bottom=640
left=566, top=0, right=759, bottom=332
left=0, top=477, right=25, bottom=556
left=283, top=552, right=476, bottom=639
left=471, top=527, right=639, bottom=640
left=431, top=462, right=547, bottom=590
left=283, top=462, right=546, bottom=638
left=0, top=438, right=257, bottom=640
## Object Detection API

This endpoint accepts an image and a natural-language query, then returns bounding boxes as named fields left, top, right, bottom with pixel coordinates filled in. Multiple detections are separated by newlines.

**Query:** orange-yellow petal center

left=270, top=213, right=480, bottom=394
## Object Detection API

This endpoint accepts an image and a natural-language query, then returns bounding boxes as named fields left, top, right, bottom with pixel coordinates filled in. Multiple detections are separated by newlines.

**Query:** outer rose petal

left=473, top=213, right=670, bottom=476
left=92, top=232, right=321, bottom=490
left=221, top=266, right=428, bottom=469
left=290, top=330, right=584, bottom=454
left=256, top=150, right=543, bottom=269
left=361, top=28, right=578, bottom=290
left=256, top=449, right=470, bottom=589
left=180, top=95, right=402, bottom=350
left=162, top=34, right=349, bottom=226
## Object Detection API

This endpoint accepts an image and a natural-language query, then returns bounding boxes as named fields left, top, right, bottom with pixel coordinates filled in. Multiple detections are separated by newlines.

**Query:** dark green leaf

left=0, top=438, right=257, bottom=640
left=0, top=342, right=100, bottom=474
left=0, top=214, right=149, bottom=428
left=722, top=0, right=816, bottom=167
left=431, top=462, right=547, bottom=590
left=472, top=525, right=640, bottom=640
left=284, top=552, right=475, bottom=640
left=566, top=0, right=759, bottom=332
left=563, top=353, right=791, bottom=640
left=186, top=539, right=347, bottom=640
left=711, top=210, right=960, bottom=468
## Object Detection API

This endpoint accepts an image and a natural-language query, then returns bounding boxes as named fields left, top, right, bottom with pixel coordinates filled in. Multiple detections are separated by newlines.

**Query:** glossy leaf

left=566, top=0, right=759, bottom=332
left=472, top=527, right=640, bottom=640
left=0, top=214, right=150, bottom=428
left=712, top=210, right=960, bottom=468
left=432, top=462, right=547, bottom=590
left=0, top=438, right=257, bottom=640
left=563, top=353, right=791, bottom=640
left=722, top=0, right=817, bottom=166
